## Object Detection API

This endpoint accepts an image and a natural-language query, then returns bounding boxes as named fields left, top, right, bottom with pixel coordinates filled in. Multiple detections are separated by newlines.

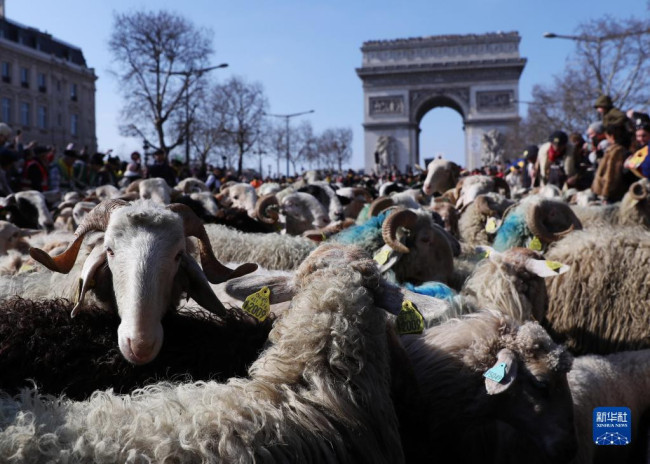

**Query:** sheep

left=492, top=195, right=583, bottom=252
left=0, top=221, right=34, bottom=255
left=298, top=182, right=345, bottom=222
left=278, top=191, right=331, bottom=235
left=400, top=309, right=577, bottom=463
left=422, top=158, right=462, bottom=195
left=454, top=174, right=510, bottom=210
left=174, top=177, right=209, bottom=194
left=571, top=178, right=650, bottom=229
left=457, top=193, right=514, bottom=246
left=0, top=243, right=405, bottom=464
left=0, top=190, right=54, bottom=231
left=429, top=200, right=460, bottom=238
left=204, top=223, right=317, bottom=270
left=21, top=199, right=257, bottom=365
left=0, top=296, right=273, bottom=400
left=543, top=226, right=650, bottom=355
left=334, top=186, right=373, bottom=219
left=216, top=182, right=258, bottom=217
left=461, top=247, right=569, bottom=323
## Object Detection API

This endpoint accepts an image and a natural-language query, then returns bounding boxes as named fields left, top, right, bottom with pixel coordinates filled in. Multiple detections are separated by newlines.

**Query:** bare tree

left=263, top=121, right=287, bottom=178
left=289, top=121, right=317, bottom=176
left=212, top=77, right=268, bottom=176
left=318, top=128, right=353, bottom=172
left=108, top=10, right=214, bottom=156
left=523, top=17, right=650, bottom=140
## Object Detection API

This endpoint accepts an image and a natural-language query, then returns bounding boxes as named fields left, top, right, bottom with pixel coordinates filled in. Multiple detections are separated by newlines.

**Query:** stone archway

left=356, top=32, right=526, bottom=172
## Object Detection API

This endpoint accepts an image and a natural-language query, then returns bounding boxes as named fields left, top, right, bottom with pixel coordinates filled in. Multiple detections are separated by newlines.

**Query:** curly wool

left=544, top=227, right=650, bottom=354
left=0, top=244, right=404, bottom=464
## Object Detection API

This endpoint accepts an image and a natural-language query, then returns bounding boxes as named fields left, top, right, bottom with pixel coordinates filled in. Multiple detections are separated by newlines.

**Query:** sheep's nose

left=127, top=337, right=157, bottom=364
left=423, top=185, right=432, bottom=195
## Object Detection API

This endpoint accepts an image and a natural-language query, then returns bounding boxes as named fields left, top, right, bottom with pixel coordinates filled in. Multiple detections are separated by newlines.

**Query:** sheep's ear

left=524, top=258, right=569, bottom=278
left=484, top=348, right=518, bottom=395
left=225, top=274, right=295, bottom=304
left=178, top=253, right=228, bottom=316
left=71, top=246, right=107, bottom=317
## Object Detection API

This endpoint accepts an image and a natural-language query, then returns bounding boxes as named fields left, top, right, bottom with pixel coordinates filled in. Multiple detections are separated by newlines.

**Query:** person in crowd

left=534, top=131, right=575, bottom=188
left=147, top=149, right=177, bottom=187
left=593, top=94, right=628, bottom=130
left=205, top=165, right=223, bottom=192
left=592, top=124, right=632, bottom=203
left=50, top=146, right=79, bottom=192
left=586, top=121, right=607, bottom=166
left=624, top=114, right=650, bottom=180
left=0, top=148, right=15, bottom=196
left=122, top=151, right=143, bottom=184
left=565, top=133, right=593, bottom=190
left=23, top=146, right=51, bottom=192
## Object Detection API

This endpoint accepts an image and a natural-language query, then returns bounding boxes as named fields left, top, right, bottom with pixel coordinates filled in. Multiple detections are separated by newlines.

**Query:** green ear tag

left=545, top=260, right=563, bottom=272
left=484, top=362, right=507, bottom=383
left=374, top=245, right=392, bottom=266
left=396, top=300, right=424, bottom=335
left=242, top=286, right=271, bottom=322
left=528, top=236, right=543, bottom=251
left=485, top=217, right=498, bottom=234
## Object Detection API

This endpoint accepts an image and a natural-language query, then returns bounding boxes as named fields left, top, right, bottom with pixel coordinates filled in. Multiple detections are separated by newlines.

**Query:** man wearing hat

left=534, top=131, right=576, bottom=187
left=593, top=95, right=628, bottom=129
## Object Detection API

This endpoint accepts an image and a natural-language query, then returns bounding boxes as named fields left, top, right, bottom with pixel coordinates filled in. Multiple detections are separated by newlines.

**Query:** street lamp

left=143, top=139, right=150, bottom=168
left=264, top=110, right=315, bottom=177
left=151, top=63, right=229, bottom=166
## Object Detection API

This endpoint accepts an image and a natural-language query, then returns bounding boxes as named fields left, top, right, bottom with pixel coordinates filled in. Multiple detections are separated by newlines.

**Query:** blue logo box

left=593, top=407, right=631, bottom=445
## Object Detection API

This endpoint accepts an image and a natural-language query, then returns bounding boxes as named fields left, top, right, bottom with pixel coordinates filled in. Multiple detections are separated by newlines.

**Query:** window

left=1, top=98, right=11, bottom=124
left=20, top=102, right=30, bottom=127
left=37, top=73, right=47, bottom=92
left=20, top=67, right=29, bottom=88
left=1, top=62, right=10, bottom=83
left=37, top=106, right=47, bottom=129
left=70, top=114, right=78, bottom=136
left=70, top=83, right=78, bottom=101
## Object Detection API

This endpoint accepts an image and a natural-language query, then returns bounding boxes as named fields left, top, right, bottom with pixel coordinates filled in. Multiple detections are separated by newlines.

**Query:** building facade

left=357, top=32, right=526, bottom=172
left=0, top=5, right=96, bottom=153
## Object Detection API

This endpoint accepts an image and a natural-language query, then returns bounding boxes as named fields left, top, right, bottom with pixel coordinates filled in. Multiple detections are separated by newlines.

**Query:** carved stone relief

left=369, top=96, right=404, bottom=115
left=476, top=90, right=514, bottom=111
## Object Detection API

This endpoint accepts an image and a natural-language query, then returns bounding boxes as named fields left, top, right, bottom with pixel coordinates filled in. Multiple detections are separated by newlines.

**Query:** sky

left=6, top=0, right=648, bottom=173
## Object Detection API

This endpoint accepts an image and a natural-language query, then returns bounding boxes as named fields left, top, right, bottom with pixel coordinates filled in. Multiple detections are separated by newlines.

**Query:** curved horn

left=167, top=203, right=257, bottom=284
left=368, top=196, right=395, bottom=217
left=382, top=208, right=418, bottom=254
left=29, top=199, right=128, bottom=274
left=474, top=195, right=495, bottom=217
left=493, top=176, right=511, bottom=198
left=255, top=194, right=279, bottom=224
left=526, top=200, right=582, bottom=243
left=630, top=181, right=648, bottom=201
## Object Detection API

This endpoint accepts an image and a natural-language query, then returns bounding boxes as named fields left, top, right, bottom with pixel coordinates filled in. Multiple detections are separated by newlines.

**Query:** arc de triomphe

left=356, top=32, right=526, bottom=172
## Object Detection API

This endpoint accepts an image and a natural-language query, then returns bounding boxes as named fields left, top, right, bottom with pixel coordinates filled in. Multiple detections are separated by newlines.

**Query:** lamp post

left=152, top=63, right=229, bottom=166
left=143, top=139, right=150, bottom=169
left=264, top=110, right=314, bottom=177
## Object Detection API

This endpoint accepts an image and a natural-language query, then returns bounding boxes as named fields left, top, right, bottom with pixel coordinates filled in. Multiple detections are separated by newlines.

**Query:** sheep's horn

left=382, top=208, right=417, bottom=254
left=368, top=196, right=395, bottom=217
left=526, top=201, right=582, bottom=243
left=493, top=176, right=511, bottom=198
left=255, top=194, right=279, bottom=224
left=168, top=203, right=257, bottom=283
left=474, top=195, right=495, bottom=217
left=29, top=199, right=128, bottom=274
left=124, top=179, right=143, bottom=195
left=630, top=181, right=648, bottom=201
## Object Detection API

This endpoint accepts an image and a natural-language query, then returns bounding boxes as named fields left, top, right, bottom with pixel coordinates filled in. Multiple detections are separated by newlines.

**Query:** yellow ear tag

left=242, top=286, right=271, bottom=322
left=485, top=217, right=498, bottom=234
left=396, top=300, right=424, bottom=335
left=528, top=236, right=543, bottom=251
left=374, top=245, right=392, bottom=266
left=545, top=260, right=563, bottom=272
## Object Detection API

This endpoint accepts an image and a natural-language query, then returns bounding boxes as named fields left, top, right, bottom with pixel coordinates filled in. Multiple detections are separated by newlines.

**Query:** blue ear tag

left=483, top=362, right=507, bottom=383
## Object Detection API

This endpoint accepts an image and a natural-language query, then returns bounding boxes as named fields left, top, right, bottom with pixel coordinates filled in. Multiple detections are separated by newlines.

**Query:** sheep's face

left=139, top=179, right=171, bottom=205
left=493, top=324, right=576, bottom=462
left=422, top=160, right=458, bottom=196
left=104, top=206, right=185, bottom=365
left=281, top=196, right=308, bottom=221
left=228, top=185, right=257, bottom=212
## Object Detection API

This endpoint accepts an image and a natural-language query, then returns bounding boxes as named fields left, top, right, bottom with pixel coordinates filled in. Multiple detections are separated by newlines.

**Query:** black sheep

left=0, top=297, right=273, bottom=400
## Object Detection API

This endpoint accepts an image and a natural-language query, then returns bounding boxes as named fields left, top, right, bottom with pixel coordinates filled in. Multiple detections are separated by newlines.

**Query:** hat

left=0, top=123, right=11, bottom=137
left=633, top=112, right=650, bottom=131
left=523, top=144, right=539, bottom=161
left=588, top=121, right=605, bottom=134
left=593, top=95, right=613, bottom=109
left=63, top=149, right=79, bottom=159
left=549, top=131, right=568, bottom=146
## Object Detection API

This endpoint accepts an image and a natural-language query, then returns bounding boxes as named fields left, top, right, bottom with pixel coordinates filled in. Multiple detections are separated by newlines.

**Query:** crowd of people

left=1, top=94, right=648, bottom=201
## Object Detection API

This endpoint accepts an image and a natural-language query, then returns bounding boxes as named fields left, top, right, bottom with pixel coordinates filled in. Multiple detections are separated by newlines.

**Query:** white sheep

left=0, top=244, right=405, bottom=463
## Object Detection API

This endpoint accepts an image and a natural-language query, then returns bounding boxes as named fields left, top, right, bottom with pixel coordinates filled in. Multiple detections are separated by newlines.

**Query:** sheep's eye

left=106, top=247, right=114, bottom=257
left=233, top=195, right=239, bottom=200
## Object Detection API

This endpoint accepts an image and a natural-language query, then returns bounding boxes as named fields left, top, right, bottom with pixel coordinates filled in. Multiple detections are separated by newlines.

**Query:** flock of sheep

left=0, top=160, right=648, bottom=463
